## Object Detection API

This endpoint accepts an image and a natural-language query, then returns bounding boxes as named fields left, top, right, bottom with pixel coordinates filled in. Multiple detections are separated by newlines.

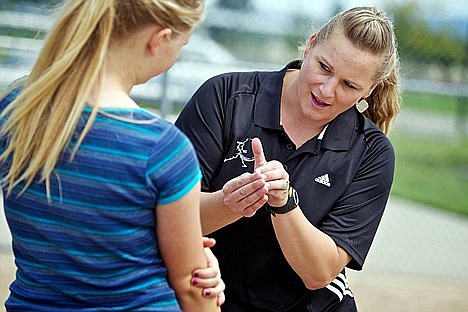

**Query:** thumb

left=252, top=137, right=267, bottom=171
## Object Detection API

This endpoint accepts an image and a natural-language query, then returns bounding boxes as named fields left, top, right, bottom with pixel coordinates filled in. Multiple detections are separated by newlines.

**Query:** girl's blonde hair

left=0, top=0, right=204, bottom=197
left=313, top=6, right=401, bottom=135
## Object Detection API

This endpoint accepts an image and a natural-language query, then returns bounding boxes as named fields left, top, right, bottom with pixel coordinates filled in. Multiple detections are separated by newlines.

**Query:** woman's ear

left=303, top=33, right=317, bottom=58
left=148, top=27, right=173, bottom=55
left=366, top=82, right=381, bottom=98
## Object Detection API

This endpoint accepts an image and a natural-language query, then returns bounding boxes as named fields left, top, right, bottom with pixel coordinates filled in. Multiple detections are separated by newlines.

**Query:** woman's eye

left=345, top=81, right=357, bottom=89
left=319, top=61, right=330, bottom=72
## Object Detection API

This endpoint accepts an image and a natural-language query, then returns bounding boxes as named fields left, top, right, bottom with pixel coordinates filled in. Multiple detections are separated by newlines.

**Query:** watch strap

left=265, top=185, right=299, bottom=217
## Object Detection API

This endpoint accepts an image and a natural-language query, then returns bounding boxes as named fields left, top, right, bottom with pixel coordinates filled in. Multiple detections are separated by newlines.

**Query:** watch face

left=292, top=187, right=299, bottom=206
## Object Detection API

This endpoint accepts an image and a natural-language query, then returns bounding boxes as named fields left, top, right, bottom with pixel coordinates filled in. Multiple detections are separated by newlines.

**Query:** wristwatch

left=265, top=185, right=299, bottom=217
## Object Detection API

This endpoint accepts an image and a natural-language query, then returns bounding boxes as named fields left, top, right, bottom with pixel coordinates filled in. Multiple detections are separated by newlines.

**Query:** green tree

left=392, top=1, right=466, bottom=67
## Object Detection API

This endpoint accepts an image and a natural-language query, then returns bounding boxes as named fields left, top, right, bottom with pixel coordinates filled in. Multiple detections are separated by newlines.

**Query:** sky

left=252, top=0, right=468, bottom=20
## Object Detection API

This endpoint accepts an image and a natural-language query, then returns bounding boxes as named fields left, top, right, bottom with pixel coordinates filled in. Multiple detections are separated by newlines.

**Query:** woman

left=175, top=6, right=400, bottom=311
left=0, top=0, right=224, bottom=311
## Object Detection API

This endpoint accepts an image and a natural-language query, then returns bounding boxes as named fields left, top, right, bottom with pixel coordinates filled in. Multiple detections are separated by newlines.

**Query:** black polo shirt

left=175, top=61, right=395, bottom=312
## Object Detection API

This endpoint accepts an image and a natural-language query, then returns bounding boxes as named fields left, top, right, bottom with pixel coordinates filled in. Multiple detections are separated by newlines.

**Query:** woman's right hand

left=222, top=171, right=269, bottom=217
left=221, top=137, right=291, bottom=217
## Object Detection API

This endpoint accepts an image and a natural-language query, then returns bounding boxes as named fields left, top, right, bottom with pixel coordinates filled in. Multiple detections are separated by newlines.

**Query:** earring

left=356, top=99, right=369, bottom=113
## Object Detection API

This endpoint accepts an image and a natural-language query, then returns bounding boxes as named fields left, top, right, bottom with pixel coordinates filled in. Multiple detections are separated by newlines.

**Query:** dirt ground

left=347, top=270, right=468, bottom=312
left=1, top=251, right=467, bottom=312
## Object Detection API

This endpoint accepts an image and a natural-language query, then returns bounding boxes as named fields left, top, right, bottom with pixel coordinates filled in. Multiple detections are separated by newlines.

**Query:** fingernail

left=192, top=279, right=198, bottom=285
left=193, top=272, right=199, bottom=277
left=204, top=290, right=211, bottom=296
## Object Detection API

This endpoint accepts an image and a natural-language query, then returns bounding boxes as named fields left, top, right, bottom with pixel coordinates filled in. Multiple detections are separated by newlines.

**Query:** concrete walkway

left=1, top=195, right=468, bottom=311
left=348, top=196, right=468, bottom=312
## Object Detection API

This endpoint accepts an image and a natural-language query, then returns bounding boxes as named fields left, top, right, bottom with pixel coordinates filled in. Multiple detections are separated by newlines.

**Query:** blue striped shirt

left=0, top=89, right=202, bottom=311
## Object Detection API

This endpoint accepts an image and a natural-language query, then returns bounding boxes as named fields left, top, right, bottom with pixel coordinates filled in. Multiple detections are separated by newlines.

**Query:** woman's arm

left=199, top=172, right=269, bottom=235
left=254, top=135, right=393, bottom=289
left=175, top=78, right=269, bottom=235
left=271, top=209, right=352, bottom=290
left=253, top=137, right=352, bottom=289
left=156, top=182, right=219, bottom=311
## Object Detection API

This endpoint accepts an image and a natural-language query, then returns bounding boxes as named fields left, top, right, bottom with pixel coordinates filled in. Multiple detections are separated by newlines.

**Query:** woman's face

left=297, top=30, right=381, bottom=123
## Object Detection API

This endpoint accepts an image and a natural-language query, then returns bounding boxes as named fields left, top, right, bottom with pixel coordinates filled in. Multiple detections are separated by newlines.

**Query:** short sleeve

left=146, top=125, right=201, bottom=205
left=175, top=76, right=227, bottom=191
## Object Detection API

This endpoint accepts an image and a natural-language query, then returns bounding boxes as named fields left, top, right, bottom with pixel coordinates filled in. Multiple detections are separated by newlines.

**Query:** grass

left=402, top=90, right=464, bottom=115
left=391, top=90, right=468, bottom=217
left=390, top=132, right=468, bottom=217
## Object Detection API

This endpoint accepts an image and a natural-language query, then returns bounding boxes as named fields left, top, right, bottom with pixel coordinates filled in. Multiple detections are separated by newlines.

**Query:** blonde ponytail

left=0, top=0, right=204, bottom=198
left=0, top=0, right=114, bottom=197
left=365, top=67, right=400, bottom=135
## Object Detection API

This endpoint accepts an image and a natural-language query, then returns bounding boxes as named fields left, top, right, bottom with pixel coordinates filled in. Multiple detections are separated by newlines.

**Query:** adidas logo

left=315, top=174, right=331, bottom=187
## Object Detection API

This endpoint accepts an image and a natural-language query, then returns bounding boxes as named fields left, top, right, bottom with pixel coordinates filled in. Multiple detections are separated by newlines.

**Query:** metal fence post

left=159, top=71, right=172, bottom=118
left=456, top=97, right=467, bottom=137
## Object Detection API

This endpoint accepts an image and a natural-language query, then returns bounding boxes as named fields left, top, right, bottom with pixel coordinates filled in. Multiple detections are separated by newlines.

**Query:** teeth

left=316, top=99, right=326, bottom=106
left=316, top=98, right=326, bottom=105
left=312, top=93, right=324, bottom=105
left=311, top=93, right=329, bottom=107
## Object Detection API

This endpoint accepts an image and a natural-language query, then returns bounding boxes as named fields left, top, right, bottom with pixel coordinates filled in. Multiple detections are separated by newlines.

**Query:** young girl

left=0, top=0, right=223, bottom=311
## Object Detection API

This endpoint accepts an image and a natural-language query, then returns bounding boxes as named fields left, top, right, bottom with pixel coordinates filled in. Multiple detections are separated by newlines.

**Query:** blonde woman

left=0, top=0, right=224, bottom=311
left=176, top=6, right=400, bottom=311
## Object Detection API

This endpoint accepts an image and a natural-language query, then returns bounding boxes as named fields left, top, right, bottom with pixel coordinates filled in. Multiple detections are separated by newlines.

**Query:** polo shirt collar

left=254, top=60, right=358, bottom=152
left=254, top=60, right=301, bottom=131
left=321, top=108, right=358, bottom=151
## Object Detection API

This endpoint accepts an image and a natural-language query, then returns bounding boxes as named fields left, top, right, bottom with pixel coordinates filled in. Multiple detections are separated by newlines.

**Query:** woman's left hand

left=256, top=160, right=290, bottom=207
left=252, top=138, right=290, bottom=207
left=192, top=237, right=226, bottom=307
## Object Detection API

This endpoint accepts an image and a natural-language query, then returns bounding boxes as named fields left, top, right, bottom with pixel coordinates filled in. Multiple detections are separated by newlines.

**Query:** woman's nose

left=319, top=77, right=337, bottom=98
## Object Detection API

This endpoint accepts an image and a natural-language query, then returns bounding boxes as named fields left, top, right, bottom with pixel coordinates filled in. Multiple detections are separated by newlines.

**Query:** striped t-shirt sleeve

left=146, top=125, right=201, bottom=205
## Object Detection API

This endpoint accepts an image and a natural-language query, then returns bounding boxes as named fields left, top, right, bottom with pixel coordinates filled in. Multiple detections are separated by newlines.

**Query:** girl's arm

left=156, top=182, right=219, bottom=311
